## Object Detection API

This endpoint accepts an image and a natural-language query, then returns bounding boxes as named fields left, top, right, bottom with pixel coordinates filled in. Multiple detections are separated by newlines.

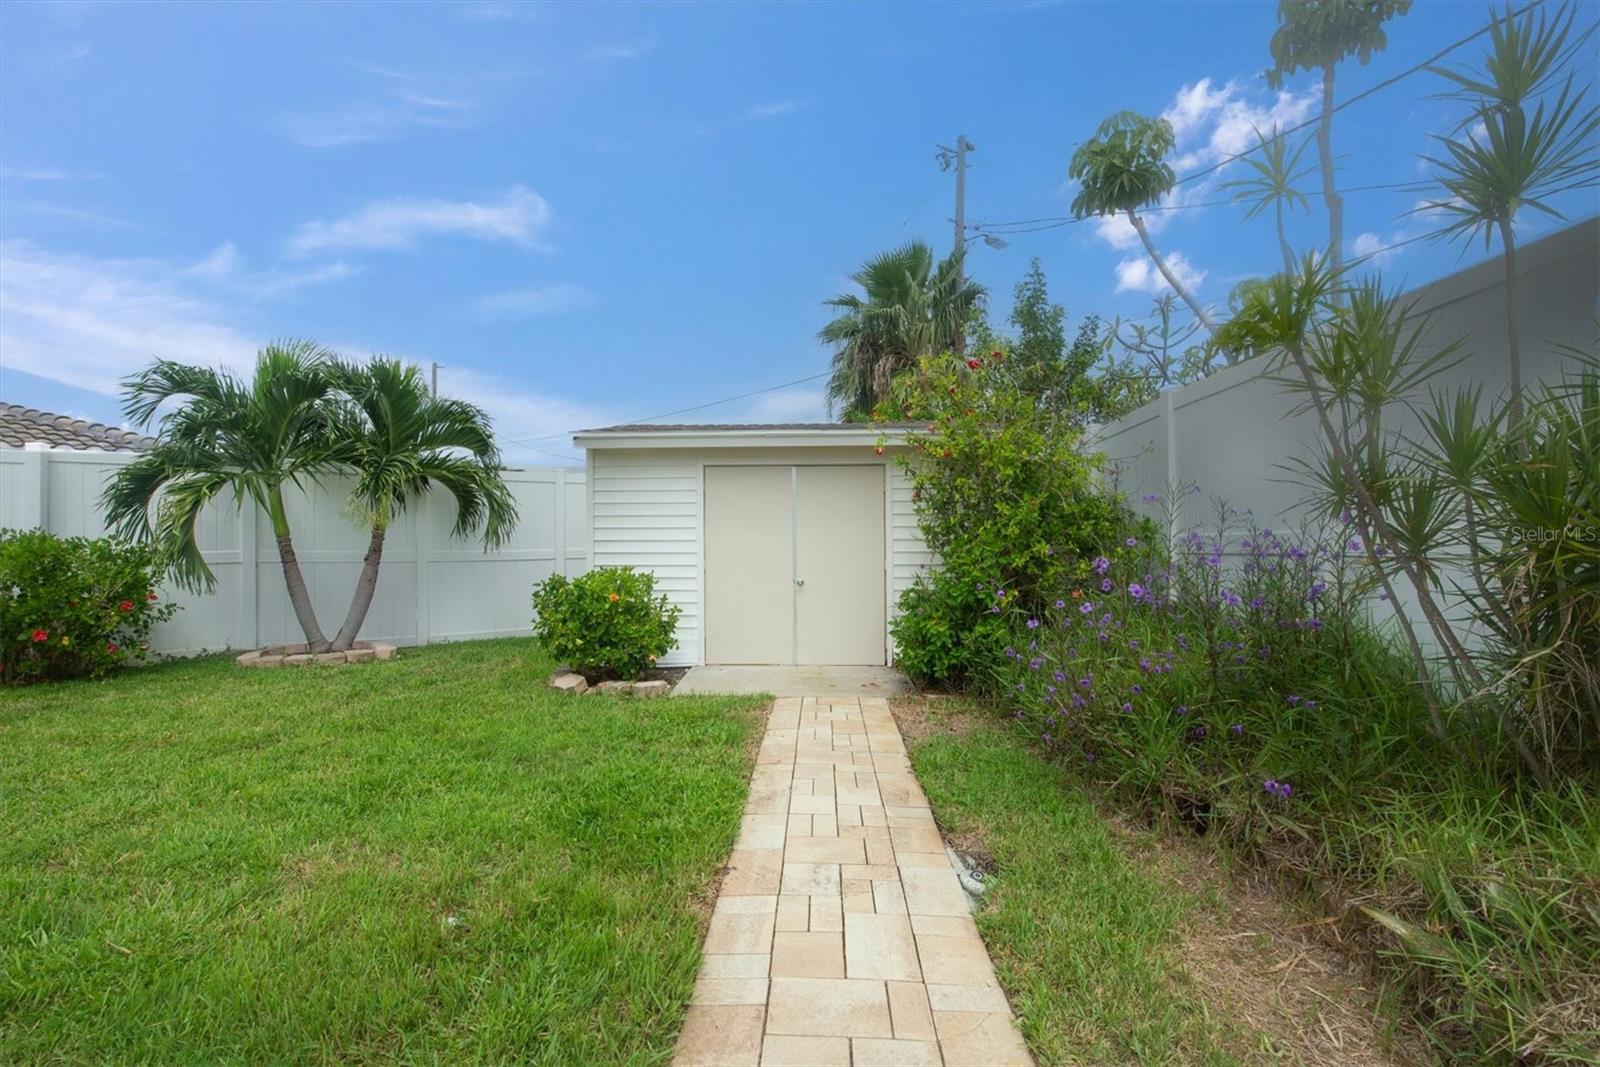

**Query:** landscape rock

left=596, top=680, right=634, bottom=695
left=633, top=680, right=670, bottom=698
left=550, top=672, right=588, bottom=695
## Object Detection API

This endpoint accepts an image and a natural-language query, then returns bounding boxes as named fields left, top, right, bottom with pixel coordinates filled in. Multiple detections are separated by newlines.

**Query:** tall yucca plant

left=1220, top=125, right=1314, bottom=273
left=325, top=358, right=517, bottom=652
left=1422, top=2, right=1600, bottom=431
left=103, top=342, right=342, bottom=651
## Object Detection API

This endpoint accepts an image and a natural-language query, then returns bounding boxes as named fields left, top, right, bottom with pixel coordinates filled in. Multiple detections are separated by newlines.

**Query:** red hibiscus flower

left=965, top=358, right=980, bottom=370
left=106, top=642, right=119, bottom=654
left=146, top=591, right=159, bottom=601
left=119, top=600, right=134, bottom=612
left=31, top=629, right=48, bottom=643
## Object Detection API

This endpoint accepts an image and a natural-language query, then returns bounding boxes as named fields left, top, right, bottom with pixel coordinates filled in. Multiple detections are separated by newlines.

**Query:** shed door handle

left=795, top=578, right=805, bottom=588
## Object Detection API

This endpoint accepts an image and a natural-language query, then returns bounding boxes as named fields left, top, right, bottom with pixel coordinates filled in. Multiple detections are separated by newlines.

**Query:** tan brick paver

left=673, top=696, right=1032, bottom=1067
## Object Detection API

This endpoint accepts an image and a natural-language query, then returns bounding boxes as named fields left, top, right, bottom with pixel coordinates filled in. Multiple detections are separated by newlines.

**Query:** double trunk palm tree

left=819, top=242, right=985, bottom=418
left=1068, top=111, right=1218, bottom=339
left=104, top=344, right=517, bottom=653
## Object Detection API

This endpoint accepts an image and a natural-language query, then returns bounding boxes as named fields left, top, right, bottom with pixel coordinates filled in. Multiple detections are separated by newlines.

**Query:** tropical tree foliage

left=103, top=342, right=343, bottom=650
left=1422, top=1, right=1600, bottom=430
left=819, top=242, right=985, bottom=419
left=1267, top=0, right=1413, bottom=276
left=104, top=344, right=515, bottom=653
left=325, top=358, right=516, bottom=651
left=1068, top=112, right=1217, bottom=337
left=1220, top=125, right=1314, bottom=272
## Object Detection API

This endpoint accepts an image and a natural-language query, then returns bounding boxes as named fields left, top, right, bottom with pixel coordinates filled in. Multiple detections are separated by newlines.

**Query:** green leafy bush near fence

left=532, top=566, right=680, bottom=681
left=1, top=529, right=178, bottom=685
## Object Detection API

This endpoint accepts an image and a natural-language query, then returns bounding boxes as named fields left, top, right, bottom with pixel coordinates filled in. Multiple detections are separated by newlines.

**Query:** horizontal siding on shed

left=587, top=446, right=936, bottom=667
left=590, top=451, right=703, bottom=665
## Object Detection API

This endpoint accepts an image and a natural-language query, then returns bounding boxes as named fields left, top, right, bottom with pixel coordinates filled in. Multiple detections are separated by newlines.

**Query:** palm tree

left=1220, top=125, right=1313, bottom=273
left=1267, top=0, right=1412, bottom=276
left=1068, top=111, right=1217, bottom=337
left=324, top=358, right=517, bottom=651
left=819, top=242, right=985, bottom=418
left=103, top=342, right=342, bottom=651
left=1422, top=2, right=1600, bottom=431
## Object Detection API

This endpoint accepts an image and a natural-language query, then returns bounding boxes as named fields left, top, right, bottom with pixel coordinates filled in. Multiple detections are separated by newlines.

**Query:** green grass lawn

left=1, top=640, right=767, bottom=1065
left=902, top=699, right=1252, bottom=1066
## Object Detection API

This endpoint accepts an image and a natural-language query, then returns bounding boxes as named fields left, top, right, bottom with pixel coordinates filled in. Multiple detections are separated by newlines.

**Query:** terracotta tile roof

left=0, top=404, right=153, bottom=452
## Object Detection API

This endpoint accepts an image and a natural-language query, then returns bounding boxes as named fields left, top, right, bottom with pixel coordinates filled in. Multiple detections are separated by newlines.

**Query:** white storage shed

left=572, top=423, right=935, bottom=667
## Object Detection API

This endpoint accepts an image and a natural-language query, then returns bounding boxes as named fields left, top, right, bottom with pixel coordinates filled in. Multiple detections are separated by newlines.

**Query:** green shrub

left=887, top=350, right=1143, bottom=689
left=531, top=566, right=680, bottom=680
left=1, top=528, right=179, bottom=685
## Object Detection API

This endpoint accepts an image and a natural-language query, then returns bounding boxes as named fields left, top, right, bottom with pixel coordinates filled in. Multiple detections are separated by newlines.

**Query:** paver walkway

left=673, top=696, right=1033, bottom=1067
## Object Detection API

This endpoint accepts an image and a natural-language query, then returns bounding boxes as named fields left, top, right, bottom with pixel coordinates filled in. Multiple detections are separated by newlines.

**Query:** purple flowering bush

left=988, top=495, right=1419, bottom=836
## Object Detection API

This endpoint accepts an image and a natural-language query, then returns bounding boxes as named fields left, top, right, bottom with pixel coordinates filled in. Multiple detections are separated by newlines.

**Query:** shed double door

left=703, top=464, right=885, bottom=665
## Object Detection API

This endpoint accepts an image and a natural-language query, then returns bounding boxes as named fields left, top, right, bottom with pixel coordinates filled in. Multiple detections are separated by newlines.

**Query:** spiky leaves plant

left=1069, top=111, right=1218, bottom=339
left=1220, top=125, right=1314, bottom=272
left=102, top=342, right=341, bottom=651
left=1267, top=0, right=1413, bottom=277
left=325, top=358, right=517, bottom=651
left=1422, top=2, right=1600, bottom=431
left=819, top=242, right=985, bottom=419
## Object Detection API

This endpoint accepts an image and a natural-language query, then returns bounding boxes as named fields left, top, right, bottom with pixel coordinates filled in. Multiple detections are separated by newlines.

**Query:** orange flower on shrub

left=607, top=592, right=620, bottom=603
left=1071, top=588, right=1083, bottom=600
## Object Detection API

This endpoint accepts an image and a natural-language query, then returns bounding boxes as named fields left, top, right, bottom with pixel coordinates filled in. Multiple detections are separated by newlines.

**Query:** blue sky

left=2, top=1, right=1595, bottom=463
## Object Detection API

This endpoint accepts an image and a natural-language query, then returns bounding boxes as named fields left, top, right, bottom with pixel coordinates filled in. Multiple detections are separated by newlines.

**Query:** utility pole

left=431, top=361, right=440, bottom=396
left=937, top=134, right=975, bottom=353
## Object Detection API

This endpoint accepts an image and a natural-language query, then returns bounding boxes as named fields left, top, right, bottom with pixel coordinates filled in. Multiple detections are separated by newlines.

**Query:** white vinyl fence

left=1092, top=218, right=1598, bottom=536
left=0, top=447, right=588, bottom=655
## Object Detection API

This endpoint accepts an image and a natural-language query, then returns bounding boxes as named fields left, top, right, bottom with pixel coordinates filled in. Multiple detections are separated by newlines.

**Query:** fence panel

left=0, top=448, right=589, bottom=655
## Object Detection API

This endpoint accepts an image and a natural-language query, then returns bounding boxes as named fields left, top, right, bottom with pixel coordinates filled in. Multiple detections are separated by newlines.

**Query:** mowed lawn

left=1, top=640, right=767, bottom=1064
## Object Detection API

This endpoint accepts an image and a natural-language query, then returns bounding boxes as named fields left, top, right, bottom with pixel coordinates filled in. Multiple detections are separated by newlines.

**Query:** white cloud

left=0, top=240, right=260, bottom=397
left=1114, top=252, right=1206, bottom=296
left=0, top=239, right=604, bottom=463
left=281, top=98, right=476, bottom=148
left=1160, top=77, right=1316, bottom=173
left=0, top=166, right=101, bottom=182
left=474, top=283, right=597, bottom=317
left=436, top=366, right=610, bottom=464
left=287, top=186, right=550, bottom=255
left=747, top=100, right=804, bottom=120
left=585, top=37, right=656, bottom=62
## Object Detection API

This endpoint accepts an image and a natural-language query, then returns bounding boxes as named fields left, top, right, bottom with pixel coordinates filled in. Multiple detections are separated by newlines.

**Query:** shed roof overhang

left=572, top=423, right=921, bottom=451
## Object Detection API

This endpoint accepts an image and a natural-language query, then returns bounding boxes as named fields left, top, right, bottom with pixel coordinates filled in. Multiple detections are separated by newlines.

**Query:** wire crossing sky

left=2, top=1, right=1595, bottom=462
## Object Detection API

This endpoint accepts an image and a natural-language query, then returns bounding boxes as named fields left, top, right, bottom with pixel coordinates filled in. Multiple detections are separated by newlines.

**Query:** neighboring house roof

left=573, top=421, right=925, bottom=451
left=0, top=404, right=153, bottom=452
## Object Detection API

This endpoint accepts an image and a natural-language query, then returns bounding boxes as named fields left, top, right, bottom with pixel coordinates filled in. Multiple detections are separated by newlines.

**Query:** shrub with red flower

left=2, top=528, right=179, bottom=685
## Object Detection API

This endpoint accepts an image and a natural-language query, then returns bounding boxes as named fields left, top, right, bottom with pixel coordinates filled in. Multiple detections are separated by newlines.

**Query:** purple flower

left=1288, top=546, right=1308, bottom=562
left=1026, top=618, right=1040, bottom=630
left=1174, top=704, right=1188, bottom=716
left=1286, top=694, right=1300, bottom=706
left=1130, top=684, right=1143, bottom=694
left=1078, top=676, right=1092, bottom=689
left=1054, top=599, right=1066, bottom=609
left=1120, top=702, right=1133, bottom=713
left=1128, top=582, right=1146, bottom=600
left=1054, top=670, right=1066, bottom=683
left=1220, top=589, right=1242, bottom=609
left=1142, top=493, right=1160, bottom=504
left=1229, top=723, right=1244, bottom=735
left=1092, top=556, right=1110, bottom=575
left=1100, top=578, right=1113, bottom=593
left=1029, top=657, right=1042, bottom=670
left=1307, top=581, right=1326, bottom=602
left=1339, top=507, right=1352, bottom=526
left=1125, top=537, right=1139, bottom=547
left=1079, top=602, right=1094, bottom=615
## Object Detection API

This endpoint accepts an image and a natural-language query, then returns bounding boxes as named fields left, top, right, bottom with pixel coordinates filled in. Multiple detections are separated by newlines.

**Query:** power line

left=1171, top=0, right=1551, bottom=188
left=500, top=369, right=834, bottom=448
